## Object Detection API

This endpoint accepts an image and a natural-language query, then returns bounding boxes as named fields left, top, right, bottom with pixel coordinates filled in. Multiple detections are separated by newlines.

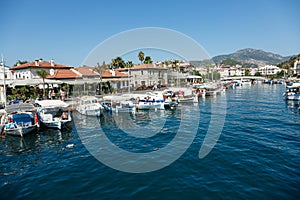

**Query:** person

left=48, top=90, right=52, bottom=99
left=61, top=90, right=66, bottom=101
left=61, top=112, right=68, bottom=120
left=51, top=90, right=56, bottom=99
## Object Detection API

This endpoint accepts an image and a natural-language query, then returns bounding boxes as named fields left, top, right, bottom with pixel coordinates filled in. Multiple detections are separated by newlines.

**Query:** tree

left=244, top=69, right=251, bottom=76
left=276, top=70, right=285, bottom=78
left=254, top=72, right=262, bottom=76
left=111, top=57, right=126, bottom=68
left=138, top=51, right=145, bottom=64
left=36, top=70, right=49, bottom=97
left=144, top=56, right=152, bottom=64
left=94, top=62, right=108, bottom=94
left=14, top=60, right=28, bottom=66
left=126, top=61, right=134, bottom=68
left=193, top=70, right=201, bottom=76
left=163, top=60, right=169, bottom=67
left=221, top=58, right=242, bottom=66
left=172, top=60, right=179, bottom=71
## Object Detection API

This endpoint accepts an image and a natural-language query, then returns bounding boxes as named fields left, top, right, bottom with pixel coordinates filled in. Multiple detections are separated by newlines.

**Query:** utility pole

left=1, top=54, right=6, bottom=108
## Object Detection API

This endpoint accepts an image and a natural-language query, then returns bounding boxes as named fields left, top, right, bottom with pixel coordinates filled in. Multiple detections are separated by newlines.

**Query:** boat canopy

left=35, top=100, right=69, bottom=108
left=5, top=103, right=36, bottom=114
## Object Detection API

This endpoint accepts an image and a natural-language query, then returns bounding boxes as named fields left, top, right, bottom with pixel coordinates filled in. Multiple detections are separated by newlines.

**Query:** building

left=102, top=69, right=130, bottom=91
left=10, top=58, right=72, bottom=80
left=256, top=65, right=282, bottom=76
left=74, top=66, right=100, bottom=82
left=118, top=64, right=168, bottom=88
left=294, top=59, right=300, bottom=76
left=218, top=65, right=245, bottom=77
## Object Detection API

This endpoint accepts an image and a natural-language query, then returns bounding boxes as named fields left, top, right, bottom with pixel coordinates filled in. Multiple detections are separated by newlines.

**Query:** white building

left=218, top=65, right=245, bottom=77
left=118, top=64, right=168, bottom=88
left=10, top=58, right=72, bottom=80
left=257, top=65, right=282, bottom=76
left=294, top=59, right=300, bottom=76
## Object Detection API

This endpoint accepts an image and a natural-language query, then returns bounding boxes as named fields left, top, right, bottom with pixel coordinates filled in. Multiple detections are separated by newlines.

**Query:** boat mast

left=128, top=64, right=130, bottom=94
left=1, top=54, right=6, bottom=108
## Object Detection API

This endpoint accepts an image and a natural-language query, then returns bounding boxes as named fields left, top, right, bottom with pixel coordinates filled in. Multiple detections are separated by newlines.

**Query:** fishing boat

left=75, top=96, right=103, bottom=116
left=135, top=92, right=165, bottom=110
left=102, top=100, right=134, bottom=112
left=35, top=100, right=72, bottom=129
left=162, top=90, right=178, bottom=109
left=2, top=103, right=38, bottom=137
left=283, top=82, right=300, bottom=100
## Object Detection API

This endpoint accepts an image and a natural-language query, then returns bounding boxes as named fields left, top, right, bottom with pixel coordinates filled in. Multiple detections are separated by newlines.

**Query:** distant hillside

left=212, top=48, right=291, bottom=66
left=277, top=54, right=300, bottom=69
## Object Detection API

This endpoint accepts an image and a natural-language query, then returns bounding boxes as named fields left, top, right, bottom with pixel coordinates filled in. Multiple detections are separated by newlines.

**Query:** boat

left=35, top=100, right=72, bottom=129
left=75, top=96, right=103, bottom=116
left=162, top=90, right=178, bottom=109
left=101, top=95, right=134, bottom=112
left=2, top=103, right=38, bottom=137
left=195, top=82, right=224, bottom=97
left=102, top=100, right=134, bottom=112
left=135, top=92, right=165, bottom=110
left=283, top=82, right=300, bottom=100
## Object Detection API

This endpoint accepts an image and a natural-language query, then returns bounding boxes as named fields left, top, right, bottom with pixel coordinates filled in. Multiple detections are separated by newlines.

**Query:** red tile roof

left=11, top=60, right=72, bottom=70
left=47, top=69, right=80, bottom=79
left=118, top=64, right=166, bottom=71
left=75, top=66, right=100, bottom=77
left=102, top=69, right=128, bottom=78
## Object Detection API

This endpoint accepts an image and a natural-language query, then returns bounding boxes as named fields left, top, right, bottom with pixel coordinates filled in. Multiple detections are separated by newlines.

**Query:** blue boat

left=3, top=103, right=38, bottom=137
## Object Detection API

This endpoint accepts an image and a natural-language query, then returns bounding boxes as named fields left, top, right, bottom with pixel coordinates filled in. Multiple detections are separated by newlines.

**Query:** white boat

left=136, top=92, right=165, bottom=110
left=102, top=95, right=134, bottom=112
left=2, top=103, right=38, bottom=137
left=75, top=96, right=103, bottom=116
left=198, top=83, right=224, bottom=97
left=35, top=100, right=72, bottom=130
left=102, top=101, right=134, bottom=112
left=284, top=82, right=300, bottom=100
left=162, top=90, right=178, bottom=109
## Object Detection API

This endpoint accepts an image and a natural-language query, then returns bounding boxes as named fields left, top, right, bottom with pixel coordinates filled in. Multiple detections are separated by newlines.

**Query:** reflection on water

left=0, top=128, right=73, bottom=155
left=285, top=100, right=300, bottom=113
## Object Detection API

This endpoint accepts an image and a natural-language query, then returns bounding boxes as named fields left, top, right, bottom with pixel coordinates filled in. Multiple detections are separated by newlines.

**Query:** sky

left=0, top=0, right=299, bottom=67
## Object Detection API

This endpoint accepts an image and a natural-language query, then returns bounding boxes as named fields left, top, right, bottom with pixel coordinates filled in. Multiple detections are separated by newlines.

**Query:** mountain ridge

left=210, top=48, right=292, bottom=66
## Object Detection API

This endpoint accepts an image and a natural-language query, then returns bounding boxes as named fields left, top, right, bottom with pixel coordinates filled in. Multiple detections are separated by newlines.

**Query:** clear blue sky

left=1, top=0, right=299, bottom=67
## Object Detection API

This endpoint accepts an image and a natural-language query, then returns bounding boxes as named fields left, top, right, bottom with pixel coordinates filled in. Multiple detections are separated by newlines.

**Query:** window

left=141, top=70, right=143, bottom=75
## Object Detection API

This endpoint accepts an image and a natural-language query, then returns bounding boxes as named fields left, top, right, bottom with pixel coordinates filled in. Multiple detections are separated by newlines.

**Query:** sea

left=1, top=84, right=299, bottom=199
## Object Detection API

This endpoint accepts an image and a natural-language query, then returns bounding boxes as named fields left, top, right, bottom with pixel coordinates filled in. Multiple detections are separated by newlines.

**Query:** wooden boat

left=2, top=103, right=38, bottom=137
left=35, top=100, right=72, bottom=130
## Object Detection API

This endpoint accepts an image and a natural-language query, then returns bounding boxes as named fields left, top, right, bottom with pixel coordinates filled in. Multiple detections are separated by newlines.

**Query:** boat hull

left=39, top=119, right=73, bottom=130
left=5, top=124, right=38, bottom=137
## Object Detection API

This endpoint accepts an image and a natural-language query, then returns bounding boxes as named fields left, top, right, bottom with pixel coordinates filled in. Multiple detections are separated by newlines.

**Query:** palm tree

left=36, top=69, right=49, bottom=97
left=126, top=61, right=134, bottom=68
left=138, top=51, right=145, bottom=64
left=144, top=56, right=152, bottom=64
left=111, top=57, right=126, bottom=68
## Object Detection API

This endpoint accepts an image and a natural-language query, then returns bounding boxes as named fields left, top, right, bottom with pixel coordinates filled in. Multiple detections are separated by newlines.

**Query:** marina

left=0, top=84, right=299, bottom=199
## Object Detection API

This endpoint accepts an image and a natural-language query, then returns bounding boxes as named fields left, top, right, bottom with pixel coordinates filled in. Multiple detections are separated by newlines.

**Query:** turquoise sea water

left=1, top=84, right=299, bottom=199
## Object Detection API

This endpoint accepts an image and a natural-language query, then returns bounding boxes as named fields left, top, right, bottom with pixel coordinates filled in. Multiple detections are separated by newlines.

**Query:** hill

left=212, top=48, right=291, bottom=66
left=277, top=54, right=300, bottom=69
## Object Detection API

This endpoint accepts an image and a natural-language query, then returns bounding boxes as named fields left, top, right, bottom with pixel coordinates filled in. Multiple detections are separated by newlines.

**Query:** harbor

left=1, top=84, right=299, bottom=199
left=1, top=1, right=300, bottom=199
